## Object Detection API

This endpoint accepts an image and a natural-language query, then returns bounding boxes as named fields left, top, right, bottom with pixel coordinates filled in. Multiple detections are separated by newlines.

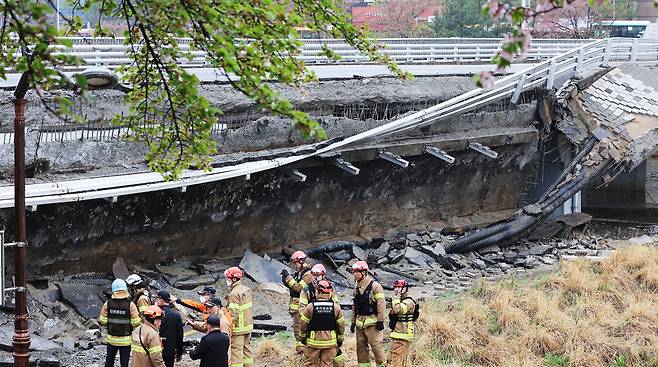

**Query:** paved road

left=0, top=63, right=535, bottom=89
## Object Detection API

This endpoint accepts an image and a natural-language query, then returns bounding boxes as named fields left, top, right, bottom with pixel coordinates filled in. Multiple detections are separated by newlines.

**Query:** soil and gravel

left=0, top=217, right=656, bottom=366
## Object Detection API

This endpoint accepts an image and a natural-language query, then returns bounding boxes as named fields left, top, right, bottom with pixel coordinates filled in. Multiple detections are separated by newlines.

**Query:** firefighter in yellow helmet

left=300, top=280, right=345, bottom=367
left=225, top=267, right=254, bottom=367
left=387, top=279, right=418, bottom=367
left=350, top=261, right=386, bottom=367
left=281, top=250, right=314, bottom=354
left=130, top=305, right=165, bottom=367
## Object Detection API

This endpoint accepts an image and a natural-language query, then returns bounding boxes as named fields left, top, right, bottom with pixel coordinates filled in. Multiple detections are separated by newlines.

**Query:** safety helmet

left=393, top=279, right=409, bottom=289
left=224, top=266, right=243, bottom=280
left=126, top=274, right=143, bottom=286
left=352, top=261, right=369, bottom=272
left=112, top=279, right=128, bottom=293
left=317, top=280, right=333, bottom=294
left=311, top=264, right=326, bottom=276
left=291, top=251, right=307, bottom=263
left=143, top=305, right=163, bottom=319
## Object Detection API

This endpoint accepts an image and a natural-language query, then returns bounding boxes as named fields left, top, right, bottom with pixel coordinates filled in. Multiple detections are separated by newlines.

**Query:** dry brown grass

left=254, top=246, right=658, bottom=367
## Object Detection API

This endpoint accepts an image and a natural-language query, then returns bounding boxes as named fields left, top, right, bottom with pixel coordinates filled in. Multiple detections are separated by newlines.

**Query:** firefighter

left=225, top=266, right=254, bottom=367
left=99, top=279, right=142, bottom=367
left=387, top=280, right=417, bottom=367
left=130, top=305, right=166, bottom=367
left=188, top=297, right=232, bottom=336
left=281, top=250, right=314, bottom=354
left=299, top=264, right=339, bottom=310
left=126, top=274, right=152, bottom=316
left=350, top=261, right=386, bottom=367
left=300, top=280, right=345, bottom=367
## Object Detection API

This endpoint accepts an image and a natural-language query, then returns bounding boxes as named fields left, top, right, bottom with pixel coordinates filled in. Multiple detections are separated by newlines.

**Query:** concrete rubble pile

left=0, top=218, right=656, bottom=366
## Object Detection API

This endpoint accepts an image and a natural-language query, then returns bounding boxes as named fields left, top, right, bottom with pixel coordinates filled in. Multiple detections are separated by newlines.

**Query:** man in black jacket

left=155, top=290, right=184, bottom=367
left=190, top=315, right=230, bottom=367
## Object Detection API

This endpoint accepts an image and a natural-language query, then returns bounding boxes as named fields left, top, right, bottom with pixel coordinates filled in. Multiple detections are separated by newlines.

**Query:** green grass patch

left=545, top=352, right=570, bottom=367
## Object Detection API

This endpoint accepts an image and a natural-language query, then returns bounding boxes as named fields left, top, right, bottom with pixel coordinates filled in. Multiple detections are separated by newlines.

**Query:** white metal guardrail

left=42, top=37, right=595, bottom=70
left=0, top=38, right=656, bottom=209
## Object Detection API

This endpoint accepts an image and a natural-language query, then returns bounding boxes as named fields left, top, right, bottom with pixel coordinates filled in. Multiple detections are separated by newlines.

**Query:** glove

left=350, top=324, right=356, bottom=333
left=375, top=321, right=385, bottom=331
left=300, top=338, right=307, bottom=345
left=280, top=269, right=289, bottom=283
left=337, top=338, right=343, bottom=348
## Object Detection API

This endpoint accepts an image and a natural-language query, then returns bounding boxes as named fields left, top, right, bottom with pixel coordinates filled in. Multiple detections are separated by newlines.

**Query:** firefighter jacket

left=192, top=307, right=233, bottom=336
left=99, top=290, right=142, bottom=346
left=130, top=319, right=165, bottom=367
left=284, top=264, right=314, bottom=313
left=300, top=297, right=345, bottom=349
left=227, top=280, right=253, bottom=335
left=299, top=281, right=339, bottom=310
left=133, top=289, right=152, bottom=316
left=389, top=292, right=416, bottom=341
left=351, top=275, right=386, bottom=329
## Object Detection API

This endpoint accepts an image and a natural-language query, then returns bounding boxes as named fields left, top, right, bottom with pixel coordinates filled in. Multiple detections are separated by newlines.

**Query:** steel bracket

left=377, top=150, right=409, bottom=168
left=423, top=145, right=455, bottom=164
left=468, top=142, right=498, bottom=159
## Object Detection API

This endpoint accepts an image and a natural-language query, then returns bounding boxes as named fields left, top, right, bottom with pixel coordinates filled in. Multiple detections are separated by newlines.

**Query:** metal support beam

left=630, top=38, right=638, bottom=63
left=511, top=74, right=527, bottom=104
left=332, top=158, right=360, bottom=175
left=104, top=196, right=118, bottom=204
left=0, top=231, right=4, bottom=307
left=377, top=150, right=409, bottom=168
left=423, top=145, right=455, bottom=164
left=468, top=142, right=498, bottom=159
left=27, top=205, right=37, bottom=212
left=179, top=186, right=187, bottom=193
left=244, top=173, right=251, bottom=181
left=286, top=169, right=307, bottom=182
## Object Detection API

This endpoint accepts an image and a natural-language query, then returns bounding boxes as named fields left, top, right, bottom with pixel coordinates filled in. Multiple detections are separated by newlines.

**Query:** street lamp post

left=11, top=67, right=119, bottom=366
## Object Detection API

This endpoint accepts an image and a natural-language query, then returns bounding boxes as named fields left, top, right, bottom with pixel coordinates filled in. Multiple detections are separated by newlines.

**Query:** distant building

left=635, top=0, right=658, bottom=22
left=350, top=2, right=441, bottom=32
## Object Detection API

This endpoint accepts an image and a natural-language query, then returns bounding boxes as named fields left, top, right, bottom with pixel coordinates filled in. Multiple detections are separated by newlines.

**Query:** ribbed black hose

left=304, top=241, right=354, bottom=257
left=447, top=158, right=611, bottom=253
left=446, top=137, right=598, bottom=254
left=537, top=137, right=597, bottom=202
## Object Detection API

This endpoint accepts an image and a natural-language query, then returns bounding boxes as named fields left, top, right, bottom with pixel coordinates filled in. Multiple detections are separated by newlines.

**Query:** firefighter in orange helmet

left=350, top=261, right=386, bottom=367
left=225, top=267, right=253, bottom=367
left=281, top=250, right=315, bottom=354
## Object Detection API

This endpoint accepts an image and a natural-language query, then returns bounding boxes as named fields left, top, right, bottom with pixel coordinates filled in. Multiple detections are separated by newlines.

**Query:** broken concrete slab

left=371, top=269, right=416, bottom=290
left=528, top=244, right=554, bottom=256
left=628, top=235, right=657, bottom=246
left=528, top=222, right=564, bottom=241
left=239, top=250, right=292, bottom=284
left=352, top=245, right=367, bottom=261
left=56, top=283, right=104, bottom=320
left=171, top=274, right=219, bottom=290
left=111, top=257, right=130, bottom=280
left=556, top=212, right=593, bottom=228
left=477, top=244, right=501, bottom=254
left=257, top=282, right=288, bottom=295
left=0, top=323, right=61, bottom=352
left=367, top=242, right=390, bottom=264
left=418, top=244, right=447, bottom=260
left=404, top=247, right=432, bottom=268
left=386, top=249, right=404, bottom=264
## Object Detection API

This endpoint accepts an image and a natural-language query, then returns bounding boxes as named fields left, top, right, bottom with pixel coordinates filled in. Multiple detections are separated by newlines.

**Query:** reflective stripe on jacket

left=285, top=264, right=314, bottom=313
left=389, top=294, right=415, bottom=341
left=130, top=320, right=165, bottom=367
left=351, top=276, right=386, bottom=329
left=99, top=291, right=141, bottom=346
left=300, top=298, right=345, bottom=349
left=227, top=281, right=253, bottom=335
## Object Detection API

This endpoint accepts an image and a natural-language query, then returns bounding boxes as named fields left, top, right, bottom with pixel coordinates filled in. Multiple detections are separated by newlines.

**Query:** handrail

left=8, top=38, right=596, bottom=71
left=0, top=38, right=656, bottom=208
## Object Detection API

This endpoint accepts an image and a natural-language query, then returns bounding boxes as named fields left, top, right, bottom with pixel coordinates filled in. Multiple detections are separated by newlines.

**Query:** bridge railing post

left=602, top=38, right=612, bottom=67
left=547, top=58, right=556, bottom=90
left=631, top=38, right=638, bottom=63
left=511, top=74, right=527, bottom=104
left=575, top=48, right=584, bottom=79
